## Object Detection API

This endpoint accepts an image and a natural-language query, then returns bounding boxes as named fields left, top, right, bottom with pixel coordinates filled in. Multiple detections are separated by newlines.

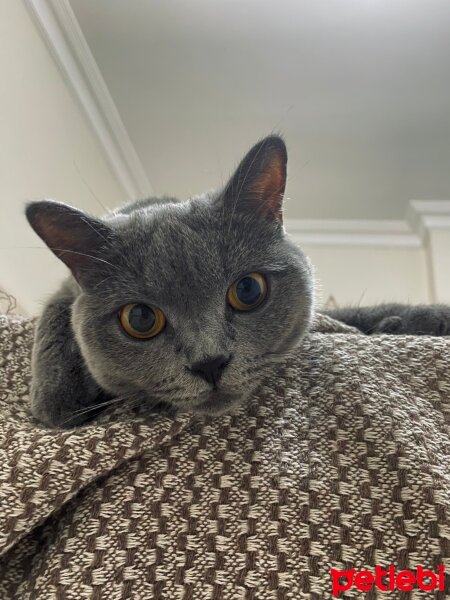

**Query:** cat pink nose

left=188, top=355, right=231, bottom=387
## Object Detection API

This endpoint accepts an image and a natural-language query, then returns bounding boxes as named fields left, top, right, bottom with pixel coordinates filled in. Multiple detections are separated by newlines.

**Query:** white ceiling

left=70, top=0, right=450, bottom=220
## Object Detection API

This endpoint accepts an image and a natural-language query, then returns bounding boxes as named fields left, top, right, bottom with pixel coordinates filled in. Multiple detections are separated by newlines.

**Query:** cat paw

left=30, top=386, right=106, bottom=429
left=407, top=306, right=450, bottom=336
left=373, top=316, right=403, bottom=334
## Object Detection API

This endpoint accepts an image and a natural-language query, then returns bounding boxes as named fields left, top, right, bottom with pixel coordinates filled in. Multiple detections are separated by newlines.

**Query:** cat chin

left=193, top=389, right=243, bottom=415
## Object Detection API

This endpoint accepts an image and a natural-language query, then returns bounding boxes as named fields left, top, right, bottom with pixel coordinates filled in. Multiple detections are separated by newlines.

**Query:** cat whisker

left=80, top=216, right=114, bottom=248
left=14, top=246, right=121, bottom=271
left=94, top=275, right=115, bottom=289
left=73, top=159, right=110, bottom=214
left=49, top=248, right=120, bottom=271
left=60, top=393, right=137, bottom=425
left=62, top=386, right=183, bottom=426
left=59, top=400, right=142, bottom=427
left=226, top=135, right=273, bottom=238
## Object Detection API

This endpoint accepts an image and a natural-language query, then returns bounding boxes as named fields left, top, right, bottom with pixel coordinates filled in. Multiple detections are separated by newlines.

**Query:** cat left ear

left=25, top=200, right=115, bottom=287
left=222, top=135, right=287, bottom=223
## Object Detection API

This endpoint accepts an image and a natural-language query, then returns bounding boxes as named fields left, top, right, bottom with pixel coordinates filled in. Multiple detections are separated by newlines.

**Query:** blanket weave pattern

left=0, top=314, right=448, bottom=599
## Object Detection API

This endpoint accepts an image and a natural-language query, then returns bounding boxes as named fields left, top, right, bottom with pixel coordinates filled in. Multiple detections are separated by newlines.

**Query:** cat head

left=26, top=136, right=314, bottom=414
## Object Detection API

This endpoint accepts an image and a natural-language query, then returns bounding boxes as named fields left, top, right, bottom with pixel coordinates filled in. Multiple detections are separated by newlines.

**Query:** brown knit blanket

left=0, top=314, right=448, bottom=599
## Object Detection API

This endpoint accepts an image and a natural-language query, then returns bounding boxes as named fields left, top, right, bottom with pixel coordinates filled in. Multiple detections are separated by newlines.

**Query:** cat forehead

left=104, top=198, right=283, bottom=297
left=115, top=200, right=222, bottom=263
left=114, top=199, right=276, bottom=266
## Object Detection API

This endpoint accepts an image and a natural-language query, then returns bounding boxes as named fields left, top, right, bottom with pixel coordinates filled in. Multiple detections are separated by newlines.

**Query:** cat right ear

left=222, top=135, right=288, bottom=224
left=25, top=200, right=115, bottom=286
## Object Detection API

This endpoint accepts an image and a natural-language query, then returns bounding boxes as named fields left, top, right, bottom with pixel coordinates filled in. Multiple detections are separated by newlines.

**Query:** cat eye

left=119, top=303, right=166, bottom=339
left=227, top=272, right=267, bottom=311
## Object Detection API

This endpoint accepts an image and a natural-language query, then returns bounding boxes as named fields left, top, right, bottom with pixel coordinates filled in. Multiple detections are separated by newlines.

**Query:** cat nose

left=188, top=355, right=231, bottom=387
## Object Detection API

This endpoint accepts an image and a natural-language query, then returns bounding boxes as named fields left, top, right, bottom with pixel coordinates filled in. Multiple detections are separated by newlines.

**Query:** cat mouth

left=195, top=389, right=240, bottom=413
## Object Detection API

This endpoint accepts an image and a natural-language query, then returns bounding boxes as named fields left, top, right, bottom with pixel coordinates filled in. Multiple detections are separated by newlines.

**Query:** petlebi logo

left=331, top=565, right=446, bottom=596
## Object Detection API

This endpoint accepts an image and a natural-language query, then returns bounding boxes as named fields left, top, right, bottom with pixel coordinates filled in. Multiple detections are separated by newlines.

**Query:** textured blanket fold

left=0, top=314, right=448, bottom=599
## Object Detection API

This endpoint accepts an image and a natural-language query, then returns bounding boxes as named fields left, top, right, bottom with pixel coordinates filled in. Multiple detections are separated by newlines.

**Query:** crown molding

left=285, top=201, right=450, bottom=248
left=24, top=0, right=153, bottom=201
left=407, top=200, right=450, bottom=240
left=285, top=217, right=421, bottom=247
left=19, top=1, right=450, bottom=247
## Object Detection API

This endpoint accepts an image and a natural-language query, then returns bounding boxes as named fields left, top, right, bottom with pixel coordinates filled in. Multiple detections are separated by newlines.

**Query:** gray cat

left=26, top=136, right=449, bottom=428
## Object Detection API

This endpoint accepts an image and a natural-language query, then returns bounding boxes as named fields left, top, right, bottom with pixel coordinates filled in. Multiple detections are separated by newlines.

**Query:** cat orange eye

left=227, top=272, right=267, bottom=311
left=119, top=303, right=166, bottom=339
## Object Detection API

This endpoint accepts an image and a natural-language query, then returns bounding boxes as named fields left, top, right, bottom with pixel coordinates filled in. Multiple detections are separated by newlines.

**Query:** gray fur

left=325, top=304, right=450, bottom=336
left=27, top=137, right=314, bottom=427
left=26, top=136, right=449, bottom=429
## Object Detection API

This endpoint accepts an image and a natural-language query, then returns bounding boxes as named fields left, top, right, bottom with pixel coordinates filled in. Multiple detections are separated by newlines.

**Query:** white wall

left=0, top=0, right=124, bottom=315
left=298, top=244, right=429, bottom=308
left=71, top=0, right=450, bottom=222
left=0, top=2, right=447, bottom=317
left=425, top=228, right=450, bottom=303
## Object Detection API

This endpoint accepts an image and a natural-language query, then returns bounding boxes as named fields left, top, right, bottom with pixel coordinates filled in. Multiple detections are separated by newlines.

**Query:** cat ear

left=222, top=135, right=287, bottom=223
left=25, top=200, right=115, bottom=286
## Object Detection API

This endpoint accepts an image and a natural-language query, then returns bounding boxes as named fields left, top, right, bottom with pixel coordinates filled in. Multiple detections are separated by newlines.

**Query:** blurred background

left=1, top=0, right=449, bottom=315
